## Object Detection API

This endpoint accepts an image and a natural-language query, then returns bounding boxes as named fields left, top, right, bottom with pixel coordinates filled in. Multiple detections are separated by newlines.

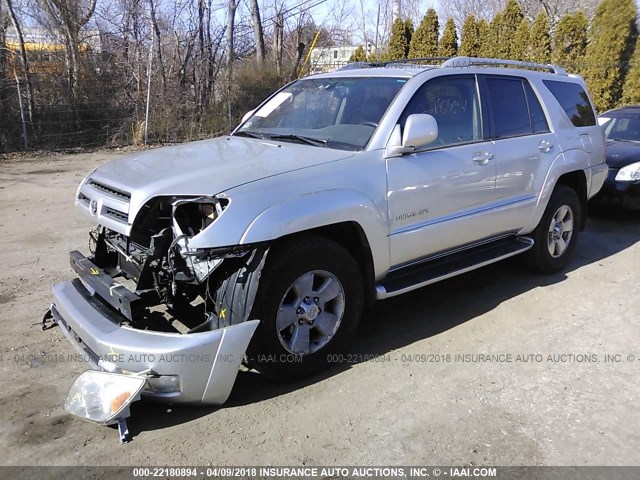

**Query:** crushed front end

left=50, top=176, right=266, bottom=406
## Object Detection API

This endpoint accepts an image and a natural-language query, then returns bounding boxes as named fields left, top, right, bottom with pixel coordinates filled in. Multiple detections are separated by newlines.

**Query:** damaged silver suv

left=49, top=57, right=608, bottom=410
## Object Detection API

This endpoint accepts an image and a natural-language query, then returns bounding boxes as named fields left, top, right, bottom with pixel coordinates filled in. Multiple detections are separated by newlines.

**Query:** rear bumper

left=51, top=278, right=258, bottom=405
left=590, top=167, right=640, bottom=210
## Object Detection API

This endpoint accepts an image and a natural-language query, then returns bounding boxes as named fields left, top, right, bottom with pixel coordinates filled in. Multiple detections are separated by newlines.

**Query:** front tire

left=525, top=185, right=581, bottom=274
left=247, top=235, right=364, bottom=379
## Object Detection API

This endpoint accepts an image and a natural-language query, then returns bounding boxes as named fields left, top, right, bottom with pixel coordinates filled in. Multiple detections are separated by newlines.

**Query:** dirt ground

left=0, top=150, right=639, bottom=467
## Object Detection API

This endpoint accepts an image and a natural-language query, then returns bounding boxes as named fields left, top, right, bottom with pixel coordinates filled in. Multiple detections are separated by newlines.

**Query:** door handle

left=538, top=140, right=554, bottom=153
left=472, top=151, right=494, bottom=165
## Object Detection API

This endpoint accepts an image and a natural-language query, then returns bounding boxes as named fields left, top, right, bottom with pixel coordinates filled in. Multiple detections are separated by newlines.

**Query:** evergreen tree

left=481, top=13, right=501, bottom=58
left=529, top=12, right=551, bottom=63
left=584, top=0, right=638, bottom=111
left=512, top=18, right=530, bottom=61
left=501, top=0, right=524, bottom=59
left=477, top=18, right=490, bottom=57
left=384, top=18, right=411, bottom=60
left=349, top=45, right=367, bottom=62
left=482, top=2, right=523, bottom=60
left=459, top=15, right=480, bottom=57
left=622, top=36, right=640, bottom=104
left=404, top=18, right=415, bottom=53
left=439, top=18, right=458, bottom=57
left=552, top=12, right=588, bottom=73
left=409, top=8, right=439, bottom=58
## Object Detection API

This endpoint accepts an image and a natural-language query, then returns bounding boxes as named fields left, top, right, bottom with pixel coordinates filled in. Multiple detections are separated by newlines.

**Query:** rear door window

left=543, top=80, right=596, bottom=127
left=484, top=77, right=531, bottom=138
left=482, top=76, right=549, bottom=139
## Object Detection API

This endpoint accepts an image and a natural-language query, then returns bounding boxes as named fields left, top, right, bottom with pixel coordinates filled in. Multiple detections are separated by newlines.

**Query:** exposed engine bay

left=84, top=196, right=267, bottom=335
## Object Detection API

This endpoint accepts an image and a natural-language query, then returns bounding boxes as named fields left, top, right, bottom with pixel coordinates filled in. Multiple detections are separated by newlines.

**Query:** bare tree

left=249, top=0, right=265, bottom=64
left=439, top=0, right=507, bottom=28
left=273, top=8, right=283, bottom=74
left=38, top=0, right=97, bottom=96
left=519, top=0, right=598, bottom=26
left=0, top=0, right=6, bottom=70
left=440, top=0, right=599, bottom=29
left=0, top=0, right=11, bottom=147
left=4, top=0, right=33, bottom=122
left=148, top=0, right=166, bottom=89
left=224, top=0, right=237, bottom=127
left=225, top=0, right=237, bottom=79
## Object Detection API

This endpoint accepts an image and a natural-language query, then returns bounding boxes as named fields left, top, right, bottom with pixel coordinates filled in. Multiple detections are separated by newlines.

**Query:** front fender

left=240, top=189, right=390, bottom=279
left=520, top=149, right=590, bottom=234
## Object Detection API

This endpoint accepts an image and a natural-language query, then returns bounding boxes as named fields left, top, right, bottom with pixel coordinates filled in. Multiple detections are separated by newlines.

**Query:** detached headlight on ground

left=64, top=370, right=146, bottom=443
left=615, top=162, right=640, bottom=182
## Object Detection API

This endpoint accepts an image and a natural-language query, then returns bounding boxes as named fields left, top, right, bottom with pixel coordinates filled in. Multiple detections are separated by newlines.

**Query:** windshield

left=601, top=115, right=640, bottom=142
left=235, top=77, right=408, bottom=151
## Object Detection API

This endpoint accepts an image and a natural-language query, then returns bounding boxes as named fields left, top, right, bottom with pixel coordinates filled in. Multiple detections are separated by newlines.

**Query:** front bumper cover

left=51, top=276, right=258, bottom=405
left=590, top=167, right=640, bottom=210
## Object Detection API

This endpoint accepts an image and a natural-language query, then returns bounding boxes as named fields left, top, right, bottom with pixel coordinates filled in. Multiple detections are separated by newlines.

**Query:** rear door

left=479, top=74, right=557, bottom=232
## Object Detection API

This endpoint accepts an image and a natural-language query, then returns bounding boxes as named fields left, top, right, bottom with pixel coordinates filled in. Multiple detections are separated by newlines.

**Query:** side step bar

left=376, top=236, right=534, bottom=300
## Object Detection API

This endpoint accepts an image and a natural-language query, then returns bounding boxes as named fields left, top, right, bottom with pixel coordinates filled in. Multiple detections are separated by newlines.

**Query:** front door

left=387, top=75, right=498, bottom=267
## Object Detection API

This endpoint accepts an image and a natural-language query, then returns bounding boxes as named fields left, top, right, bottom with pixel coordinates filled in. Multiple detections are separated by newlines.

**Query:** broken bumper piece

left=51, top=279, right=259, bottom=405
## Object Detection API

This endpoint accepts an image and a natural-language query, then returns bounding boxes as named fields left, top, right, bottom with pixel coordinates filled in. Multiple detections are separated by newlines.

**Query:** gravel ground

left=0, top=150, right=639, bottom=467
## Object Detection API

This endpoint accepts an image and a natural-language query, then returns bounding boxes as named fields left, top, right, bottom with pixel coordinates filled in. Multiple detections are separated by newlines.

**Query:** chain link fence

left=0, top=61, right=288, bottom=153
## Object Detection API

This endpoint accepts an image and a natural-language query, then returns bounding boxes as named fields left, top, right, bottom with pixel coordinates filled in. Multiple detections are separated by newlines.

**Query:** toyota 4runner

left=48, top=57, right=608, bottom=410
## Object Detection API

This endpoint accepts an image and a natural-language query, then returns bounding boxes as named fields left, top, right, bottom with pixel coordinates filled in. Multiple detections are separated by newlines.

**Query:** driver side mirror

left=403, top=114, right=438, bottom=149
left=386, top=114, right=439, bottom=158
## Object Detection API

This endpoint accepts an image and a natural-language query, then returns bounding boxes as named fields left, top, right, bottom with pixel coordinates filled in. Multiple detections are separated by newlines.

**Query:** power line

left=233, top=0, right=331, bottom=37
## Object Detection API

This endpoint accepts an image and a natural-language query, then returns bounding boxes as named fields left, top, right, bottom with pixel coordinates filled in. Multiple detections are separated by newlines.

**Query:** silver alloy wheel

left=547, top=204, right=574, bottom=258
left=276, top=270, right=345, bottom=355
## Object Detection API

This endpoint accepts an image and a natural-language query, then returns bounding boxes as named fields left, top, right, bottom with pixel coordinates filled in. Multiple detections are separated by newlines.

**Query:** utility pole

left=375, top=3, right=380, bottom=56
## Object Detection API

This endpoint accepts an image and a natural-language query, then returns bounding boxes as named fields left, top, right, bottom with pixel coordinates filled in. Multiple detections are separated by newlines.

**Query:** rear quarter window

left=543, top=80, right=596, bottom=127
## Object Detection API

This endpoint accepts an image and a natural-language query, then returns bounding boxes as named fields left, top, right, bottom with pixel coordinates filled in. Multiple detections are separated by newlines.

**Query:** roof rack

left=337, top=56, right=567, bottom=75
left=336, top=57, right=450, bottom=71
left=442, top=56, right=567, bottom=75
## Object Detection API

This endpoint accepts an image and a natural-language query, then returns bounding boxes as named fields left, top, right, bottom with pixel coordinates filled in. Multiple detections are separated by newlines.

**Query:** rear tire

left=247, top=235, right=364, bottom=380
left=525, top=184, right=581, bottom=274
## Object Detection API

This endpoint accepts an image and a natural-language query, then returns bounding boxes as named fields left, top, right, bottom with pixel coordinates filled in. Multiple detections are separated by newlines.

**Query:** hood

left=605, top=140, right=640, bottom=169
left=88, top=136, right=355, bottom=213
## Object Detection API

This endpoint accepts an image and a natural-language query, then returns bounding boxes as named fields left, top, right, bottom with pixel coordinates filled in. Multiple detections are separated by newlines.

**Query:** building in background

left=309, top=44, right=373, bottom=72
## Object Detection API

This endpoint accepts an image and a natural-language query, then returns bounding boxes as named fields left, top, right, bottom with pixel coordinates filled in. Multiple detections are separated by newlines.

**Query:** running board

left=376, top=236, right=534, bottom=299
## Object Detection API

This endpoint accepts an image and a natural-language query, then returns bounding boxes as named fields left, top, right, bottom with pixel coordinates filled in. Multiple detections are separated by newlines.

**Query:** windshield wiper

left=234, top=130, right=265, bottom=139
left=610, top=138, right=640, bottom=143
left=264, top=134, right=328, bottom=147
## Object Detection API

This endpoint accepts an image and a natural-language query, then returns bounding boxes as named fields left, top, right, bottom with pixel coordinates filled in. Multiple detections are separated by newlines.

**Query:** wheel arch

left=521, top=150, right=590, bottom=233
left=238, top=189, right=389, bottom=283
left=555, top=170, right=588, bottom=230
left=276, top=222, right=377, bottom=306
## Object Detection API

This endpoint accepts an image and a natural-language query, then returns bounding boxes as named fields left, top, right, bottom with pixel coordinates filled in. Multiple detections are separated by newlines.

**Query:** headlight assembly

left=172, top=197, right=229, bottom=236
left=615, top=162, right=640, bottom=182
left=170, top=197, right=230, bottom=283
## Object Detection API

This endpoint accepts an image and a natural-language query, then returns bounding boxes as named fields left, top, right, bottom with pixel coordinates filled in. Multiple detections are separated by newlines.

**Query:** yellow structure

left=4, top=27, right=100, bottom=75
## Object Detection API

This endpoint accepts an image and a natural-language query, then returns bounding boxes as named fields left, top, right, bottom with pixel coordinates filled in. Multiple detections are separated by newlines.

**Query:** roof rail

left=336, top=57, right=450, bottom=71
left=336, top=56, right=568, bottom=75
left=384, top=57, right=451, bottom=65
left=442, top=56, right=567, bottom=75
